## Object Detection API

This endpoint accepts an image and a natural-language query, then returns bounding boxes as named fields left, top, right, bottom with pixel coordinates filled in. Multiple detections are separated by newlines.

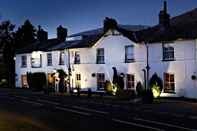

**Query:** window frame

left=96, top=48, right=105, bottom=64
left=74, top=51, right=80, bottom=64
left=125, top=45, right=134, bottom=63
left=47, top=53, right=52, bottom=66
left=126, top=74, right=135, bottom=89
left=31, top=54, right=42, bottom=68
left=97, top=73, right=105, bottom=90
left=164, top=73, right=175, bottom=93
left=162, top=44, right=175, bottom=61
left=59, top=51, right=65, bottom=65
left=21, top=55, right=27, bottom=68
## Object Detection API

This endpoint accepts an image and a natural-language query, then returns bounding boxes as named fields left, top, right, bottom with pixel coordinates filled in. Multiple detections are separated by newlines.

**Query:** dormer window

left=74, top=51, right=80, bottom=64
left=163, top=44, right=174, bottom=61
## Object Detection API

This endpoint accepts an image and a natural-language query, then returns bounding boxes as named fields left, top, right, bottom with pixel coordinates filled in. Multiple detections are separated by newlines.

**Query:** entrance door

left=21, top=75, right=28, bottom=88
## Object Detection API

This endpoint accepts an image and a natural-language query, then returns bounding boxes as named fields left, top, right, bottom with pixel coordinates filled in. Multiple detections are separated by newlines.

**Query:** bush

left=104, top=80, right=113, bottom=95
left=27, top=72, right=47, bottom=91
left=116, top=88, right=136, bottom=100
left=136, top=81, right=144, bottom=97
left=149, top=73, right=163, bottom=98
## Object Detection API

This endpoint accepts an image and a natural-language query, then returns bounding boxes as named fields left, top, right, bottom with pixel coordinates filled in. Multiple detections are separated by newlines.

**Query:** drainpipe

left=67, top=49, right=72, bottom=93
left=145, top=42, right=150, bottom=90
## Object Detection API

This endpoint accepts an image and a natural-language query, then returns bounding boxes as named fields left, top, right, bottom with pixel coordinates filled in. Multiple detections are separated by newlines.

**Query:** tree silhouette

left=0, top=20, right=15, bottom=88
left=14, top=19, right=37, bottom=49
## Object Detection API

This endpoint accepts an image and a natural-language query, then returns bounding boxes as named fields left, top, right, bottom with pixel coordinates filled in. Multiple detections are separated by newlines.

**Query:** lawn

left=0, top=111, right=53, bottom=131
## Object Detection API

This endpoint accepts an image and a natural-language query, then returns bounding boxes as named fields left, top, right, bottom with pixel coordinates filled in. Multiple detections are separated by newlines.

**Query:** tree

left=0, top=20, right=15, bottom=88
left=14, top=19, right=37, bottom=49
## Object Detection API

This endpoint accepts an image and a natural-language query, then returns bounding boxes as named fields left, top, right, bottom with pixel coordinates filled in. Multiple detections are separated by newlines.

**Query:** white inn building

left=15, top=2, right=197, bottom=98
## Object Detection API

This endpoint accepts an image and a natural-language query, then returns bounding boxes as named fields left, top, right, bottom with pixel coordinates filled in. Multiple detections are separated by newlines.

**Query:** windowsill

left=162, top=59, right=175, bottom=62
left=21, top=66, right=27, bottom=68
left=125, top=59, right=135, bottom=63
left=163, top=91, right=176, bottom=94
left=31, top=66, right=42, bottom=68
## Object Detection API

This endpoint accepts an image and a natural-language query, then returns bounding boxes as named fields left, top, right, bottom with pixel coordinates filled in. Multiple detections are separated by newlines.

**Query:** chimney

left=103, top=17, right=118, bottom=32
left=159, top=1, right=170, bottom=27
left=57, top=25, right=67, bottom=42
left=37, top=25, right=48, bottom=41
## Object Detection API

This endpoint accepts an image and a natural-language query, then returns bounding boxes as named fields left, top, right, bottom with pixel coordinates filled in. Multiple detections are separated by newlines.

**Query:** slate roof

left=16, top=25, right=147, bottom=53
left=134, top=8, right=197, bottom=43
left=16, top=39, right=61, bottom=54
left=66, top=25, right=148, bottom=49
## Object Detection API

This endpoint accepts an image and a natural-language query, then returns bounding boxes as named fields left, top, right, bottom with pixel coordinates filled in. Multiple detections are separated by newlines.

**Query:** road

left=0, top=88, right=197, bottom=131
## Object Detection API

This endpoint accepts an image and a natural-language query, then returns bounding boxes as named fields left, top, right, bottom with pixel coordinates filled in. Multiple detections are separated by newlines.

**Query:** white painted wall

left=15, top=32, right=197, bottom=99
left=15, top=50, right=68, bottom=88
left=69, top=32, right=197, bottom=98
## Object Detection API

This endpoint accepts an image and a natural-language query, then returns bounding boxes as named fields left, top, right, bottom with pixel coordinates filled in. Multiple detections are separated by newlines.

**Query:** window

left=21, top=75, right=28, bottom=88
left=164, top=73, right=175, bottom=93
left=96, top=48, right=104, bottom=64
left=75, top=74, right=81, bottom=89
left=59, top=51, right=65, bottom=65
left=76, top=74, right=81, bottom=80
left=163, top=44, right=174, bottom=61
left=31, top=53, right=42, bottom=68
left=125, top=45, right=134, bottom=63
left=74, top=51, right=80, bottom=64
left=126, top=74, right=135, bottom=89
left=21, top=55, right=27, bottom=68
left=47, top=53, right=52, bottom=66
left=97, top=73, right=105, bottom=90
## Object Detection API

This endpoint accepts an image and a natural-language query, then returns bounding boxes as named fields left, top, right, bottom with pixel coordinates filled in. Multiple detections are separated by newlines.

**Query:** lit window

left=59, top=51, right=64, bottom=65
left=21, top=75, right=28, bottom=88
left=96, top=48, right=104, bottom=64
left=31, top=52, right=42, bottom=68
left=21, top=55, right=27, bottom=68
left=75, top=74, right=81, bottom=89
left=126, top=74, right=135, bottom=89
left=163, top=44, right=174, bottom=61
left=125, top=45, right=134, bottom=63
left=47, top=53, right=52, bottom=66
left=74, top=51, right=80, bottom=64
left=97, top=73, right=105, bottom=90
left=164, top=73, right=175, bottom=93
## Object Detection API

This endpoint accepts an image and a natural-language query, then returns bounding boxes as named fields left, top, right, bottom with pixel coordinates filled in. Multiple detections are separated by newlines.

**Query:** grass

left=0, top=111, right=53, bottom=131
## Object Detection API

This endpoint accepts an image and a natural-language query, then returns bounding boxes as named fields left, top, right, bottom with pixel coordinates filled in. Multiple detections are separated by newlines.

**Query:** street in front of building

left=0, top=88, right=197, bottom=131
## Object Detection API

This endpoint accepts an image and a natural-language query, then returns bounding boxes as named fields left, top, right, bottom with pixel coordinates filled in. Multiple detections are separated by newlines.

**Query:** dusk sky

left=0, top=0, right=196, bottom=38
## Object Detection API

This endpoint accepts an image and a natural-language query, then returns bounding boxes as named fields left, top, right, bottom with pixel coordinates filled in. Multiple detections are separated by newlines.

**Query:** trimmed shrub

left=149, top=73, right=163, bottom=98
left=116, top=88, right=136, bottom=100
left=27, top=72, right=46, bottom=91
left=136, top=81, right=144, bottom=97
left=104, top=80, right=113, bottom=95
